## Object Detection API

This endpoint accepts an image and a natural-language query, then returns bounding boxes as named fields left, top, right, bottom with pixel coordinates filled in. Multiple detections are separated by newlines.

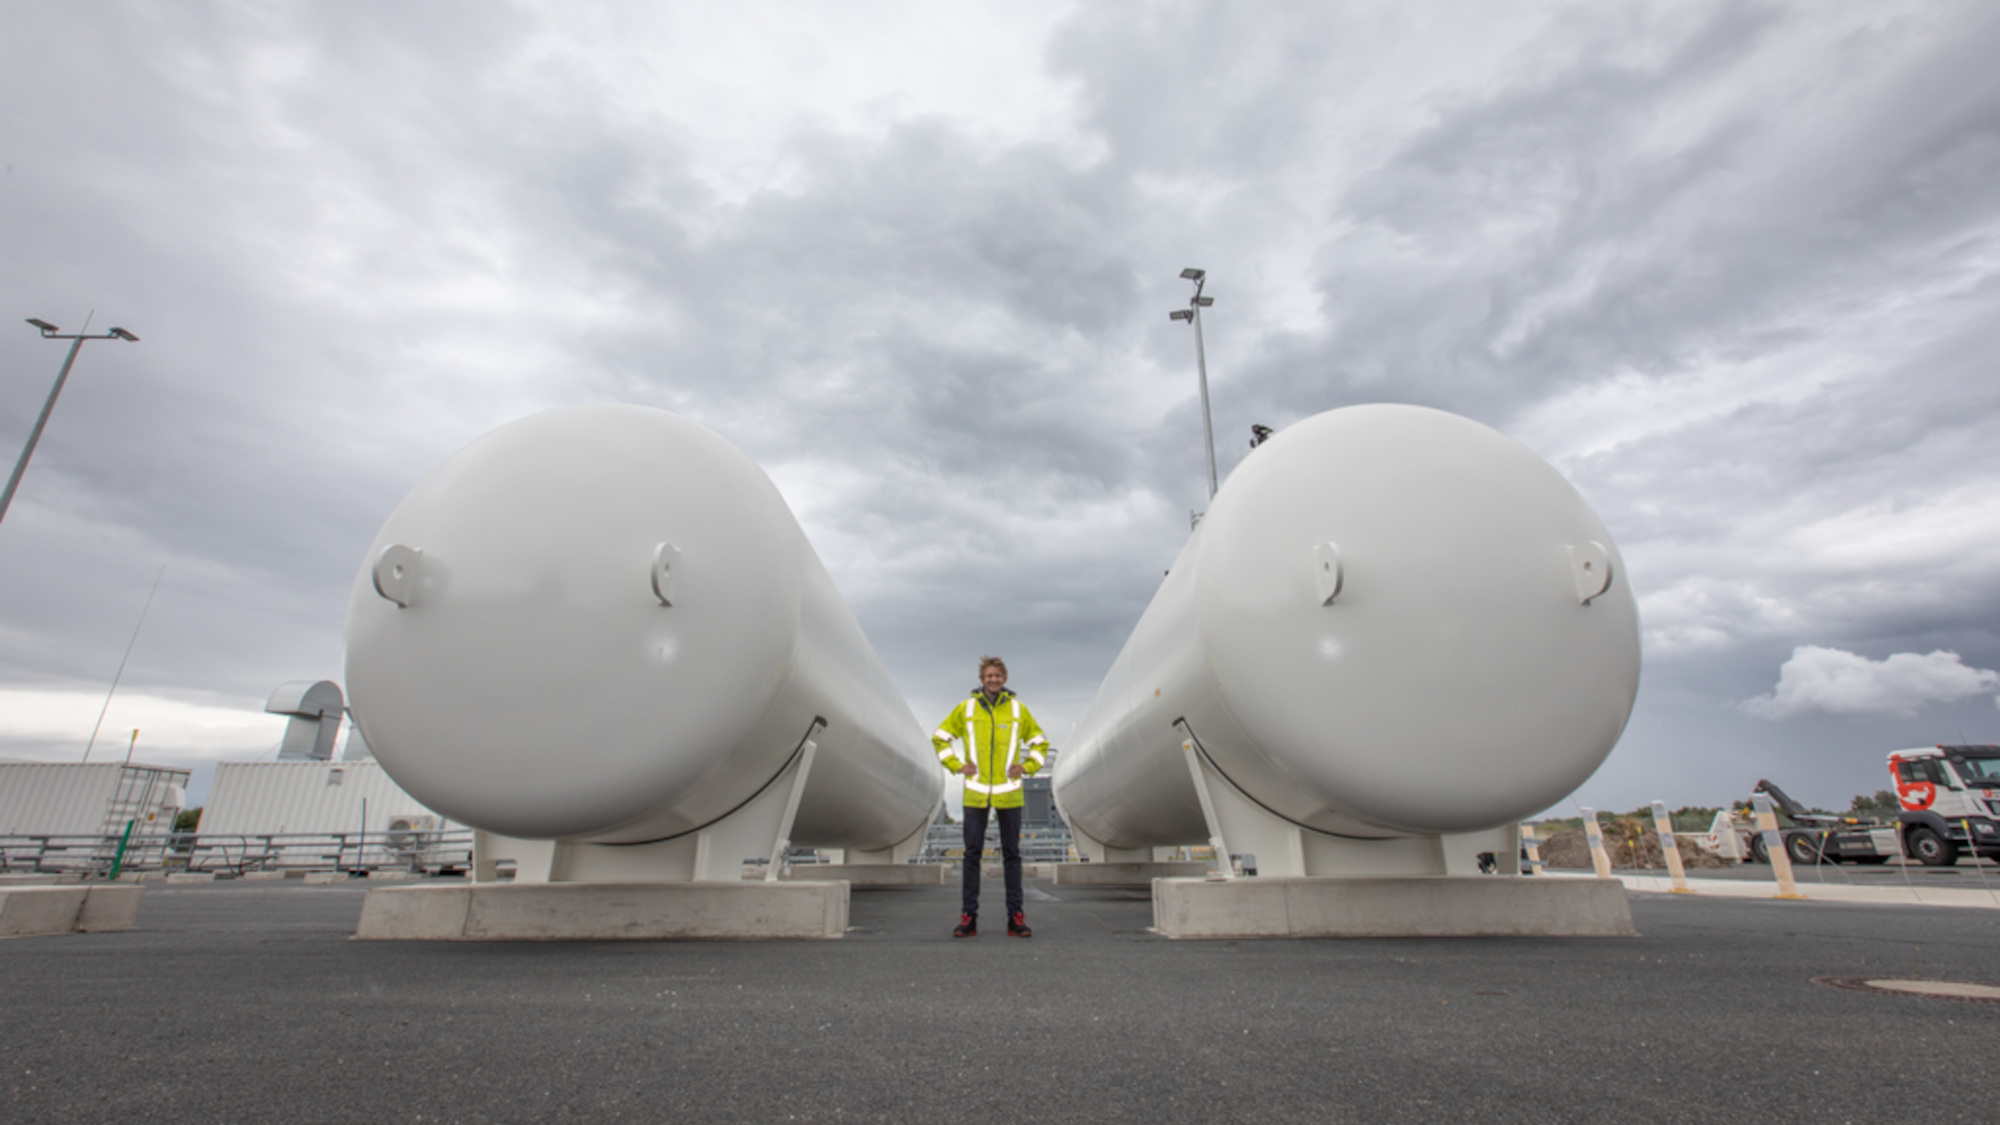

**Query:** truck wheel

left=1785, top=832, right=1820, bottom=864
left=1748, top=835, right=1769, bottom=864
left=1907, top=827, right=1958, bottom=867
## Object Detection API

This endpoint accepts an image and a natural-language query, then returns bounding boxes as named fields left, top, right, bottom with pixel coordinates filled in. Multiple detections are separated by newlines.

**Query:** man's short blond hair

left=978, top=655, right=1007, bottom=679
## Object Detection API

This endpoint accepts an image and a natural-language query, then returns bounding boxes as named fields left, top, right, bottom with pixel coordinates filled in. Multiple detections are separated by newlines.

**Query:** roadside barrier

left=1580, top=808, right=1614, bottom=879
left=1751, top=793, right=1804, bottom=899
left=1650, top=800, right=1691, bottom=893
left=1962, top=819, right=2000, bottom=907
left=1520, top=823, right=1545, bottom=876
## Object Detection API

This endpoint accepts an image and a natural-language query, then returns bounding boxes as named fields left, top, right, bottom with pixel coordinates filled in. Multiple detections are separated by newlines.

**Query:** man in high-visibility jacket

left=933, top=655, right=1050, bottom=938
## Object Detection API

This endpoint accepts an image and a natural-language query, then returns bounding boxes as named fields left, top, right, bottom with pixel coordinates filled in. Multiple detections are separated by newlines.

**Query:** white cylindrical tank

left=343, top=405, right=942, bottom=849
left=1054, top=404, right=1641, bottom=847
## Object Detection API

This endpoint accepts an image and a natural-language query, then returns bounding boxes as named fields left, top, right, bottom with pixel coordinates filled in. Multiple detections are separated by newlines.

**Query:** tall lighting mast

left=1168, top=269, right=1218, bottom=502
left=2, top=317, right=140, bottom=529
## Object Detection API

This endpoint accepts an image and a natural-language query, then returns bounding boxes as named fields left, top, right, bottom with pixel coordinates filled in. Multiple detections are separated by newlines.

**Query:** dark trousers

left=961, top=804, right=1023, bottom=919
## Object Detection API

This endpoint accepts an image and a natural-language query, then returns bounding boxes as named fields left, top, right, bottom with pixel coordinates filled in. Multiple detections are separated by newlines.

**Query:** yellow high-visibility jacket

left=932, top=689, right=1050, bottom=809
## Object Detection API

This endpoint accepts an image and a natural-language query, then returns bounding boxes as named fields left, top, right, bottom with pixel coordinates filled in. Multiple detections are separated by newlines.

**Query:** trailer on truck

left=1690, top=780, right=1897, bottom=866
left=1700, top=750, right=2000, bottom=867
left=1743, top=779, right=1900, bottom=865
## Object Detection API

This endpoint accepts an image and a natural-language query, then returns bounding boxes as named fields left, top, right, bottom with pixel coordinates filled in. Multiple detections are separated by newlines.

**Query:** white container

left=1054, top=404, right=1641, bottom=848
left=199, top=761, right=441, bottom=837
left=343, top=406, right=942, bottom=849
left=0, top=762, right=188, bottom=836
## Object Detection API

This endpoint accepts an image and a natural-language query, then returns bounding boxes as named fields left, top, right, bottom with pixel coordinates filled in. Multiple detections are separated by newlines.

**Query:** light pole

left=2, top=318, right=140, bottom=529
left=1168, top=268, right=1218, bottom=500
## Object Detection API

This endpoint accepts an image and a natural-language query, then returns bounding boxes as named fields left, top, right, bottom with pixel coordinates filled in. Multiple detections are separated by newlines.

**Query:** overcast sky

left=4, top=0, right=1999, bottom=817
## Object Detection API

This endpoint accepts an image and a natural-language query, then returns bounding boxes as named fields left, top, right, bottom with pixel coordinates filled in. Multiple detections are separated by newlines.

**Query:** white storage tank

left=342, top=405, right=942, bottom=852
left=1054, top=404, right=1641, bottom=849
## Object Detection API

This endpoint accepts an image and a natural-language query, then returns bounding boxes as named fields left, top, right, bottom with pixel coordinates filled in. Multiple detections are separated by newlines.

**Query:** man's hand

left=962, top=763, right=977, bottom=778
left=1008, top=764, right=1023, bottom=780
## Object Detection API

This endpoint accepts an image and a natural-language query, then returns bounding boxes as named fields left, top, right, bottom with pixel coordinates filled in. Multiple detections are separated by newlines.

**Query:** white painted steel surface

left=343, top=406, right=942, bottom=848
left=0, top=763, right=186, bottom=835
left=266, top=680, right=346, bottom=761
left=1054, top=405, right=1641, bottom=848
left=199, top=762, right=445, bottom=837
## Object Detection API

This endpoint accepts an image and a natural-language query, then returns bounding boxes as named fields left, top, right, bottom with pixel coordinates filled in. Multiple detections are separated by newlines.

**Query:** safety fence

left=915, top=822, right=1076, bottom=864
left=0, top=828, right=474, bottom=878
left=1, top=833, right=154, bottom=876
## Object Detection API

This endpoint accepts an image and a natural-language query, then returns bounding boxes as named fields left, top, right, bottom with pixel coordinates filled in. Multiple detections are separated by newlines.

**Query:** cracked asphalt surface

left=5, top=877, right=1998, bottom=1123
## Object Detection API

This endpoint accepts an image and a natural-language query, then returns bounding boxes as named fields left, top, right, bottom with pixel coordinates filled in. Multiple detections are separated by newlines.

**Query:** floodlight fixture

left=3, top=315, right=142, bottom=529
left=1167, top=270, right=1220, bottom=500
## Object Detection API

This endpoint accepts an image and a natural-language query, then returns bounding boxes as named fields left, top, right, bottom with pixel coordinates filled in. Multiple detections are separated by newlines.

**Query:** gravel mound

left=1534, top=823, right=1729, bottom=870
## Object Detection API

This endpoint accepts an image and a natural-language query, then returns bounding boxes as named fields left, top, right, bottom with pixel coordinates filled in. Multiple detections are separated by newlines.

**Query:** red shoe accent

left=953, top=914, right=978, bottom=938
left=1007, top=912, right=1032, bottom=938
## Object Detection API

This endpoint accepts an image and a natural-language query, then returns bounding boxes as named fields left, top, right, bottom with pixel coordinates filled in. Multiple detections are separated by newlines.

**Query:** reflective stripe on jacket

left=932, top=688, right=1050, bottom=809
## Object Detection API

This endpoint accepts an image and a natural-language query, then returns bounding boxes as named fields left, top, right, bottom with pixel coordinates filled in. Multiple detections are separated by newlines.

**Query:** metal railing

left=0, top=829, right=474, bottom=878
left=1, top=833, right=151, bottom=875
left=917, top=822, right=1075, bottom=863
left=181, top=829, right=474, bottom=876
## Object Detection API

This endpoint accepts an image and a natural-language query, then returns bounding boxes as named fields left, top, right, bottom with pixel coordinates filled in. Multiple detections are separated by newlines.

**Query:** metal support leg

left=1181, top=738, right=1236, bottom=879
left=763, top=739, right=819, bottom=883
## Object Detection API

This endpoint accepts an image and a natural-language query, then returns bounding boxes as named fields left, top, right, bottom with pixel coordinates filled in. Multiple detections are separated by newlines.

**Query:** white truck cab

left=1887, top=745, right=2000, bottom=865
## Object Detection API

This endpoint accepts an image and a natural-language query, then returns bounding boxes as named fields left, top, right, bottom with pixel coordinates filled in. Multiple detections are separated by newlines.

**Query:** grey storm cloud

left=3, top=0, right=1999, bottom=814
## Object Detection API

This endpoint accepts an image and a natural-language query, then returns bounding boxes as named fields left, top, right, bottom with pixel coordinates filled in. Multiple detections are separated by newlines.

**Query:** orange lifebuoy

left=1898, top=781, right=1935, bottom=810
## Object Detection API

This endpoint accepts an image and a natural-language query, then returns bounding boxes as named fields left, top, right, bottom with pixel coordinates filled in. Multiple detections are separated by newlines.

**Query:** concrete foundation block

left=1152, top=875, right=1635, bottom=938
left=0, top=884, right=143, bottom=936
left=165, top=872, right=216, bottom=884
left=356, top=885, right=472, bottom=939
left=239, top=871, right=293, bottom=881
left=0, top=873, right=63, bottom=886
left=0, top=886, right=85, bottom=936
left=76, top=885, right=144, bottom=931
left=355, top=880, right=850, bottom=940
left=783, top=864, right=947, bottom=886
left=1052, top=861, right=1214, bottom=886
left=303, top=871, right=353, bottom=885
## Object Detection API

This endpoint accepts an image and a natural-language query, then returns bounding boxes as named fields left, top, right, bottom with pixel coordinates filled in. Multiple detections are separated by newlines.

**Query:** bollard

left=1650, top=800, right=1691, bottom=893
left=1751, top=793, right=1804, bottom=899
left=1520, top=823, right=1545, bottom=876
left=106, top=819, right=137, bottom=882
left=1580, top=808, right=1614, bottom=879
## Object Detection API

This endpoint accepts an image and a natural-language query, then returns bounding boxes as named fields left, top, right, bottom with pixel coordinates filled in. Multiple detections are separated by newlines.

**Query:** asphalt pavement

left=1613, top=856, right=2000, bottom=885
left=5, top=875, right=1999, bottom=1124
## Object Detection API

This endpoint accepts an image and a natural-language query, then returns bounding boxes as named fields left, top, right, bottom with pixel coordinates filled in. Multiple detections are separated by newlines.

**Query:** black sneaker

left=1007, top=912, right=1032, bottom=938
left=953, top=914, right=977, bottom=938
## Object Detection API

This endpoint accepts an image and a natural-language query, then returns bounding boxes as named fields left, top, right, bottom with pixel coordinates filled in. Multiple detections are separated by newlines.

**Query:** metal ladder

left=95, top=766, right=175, bottom=877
